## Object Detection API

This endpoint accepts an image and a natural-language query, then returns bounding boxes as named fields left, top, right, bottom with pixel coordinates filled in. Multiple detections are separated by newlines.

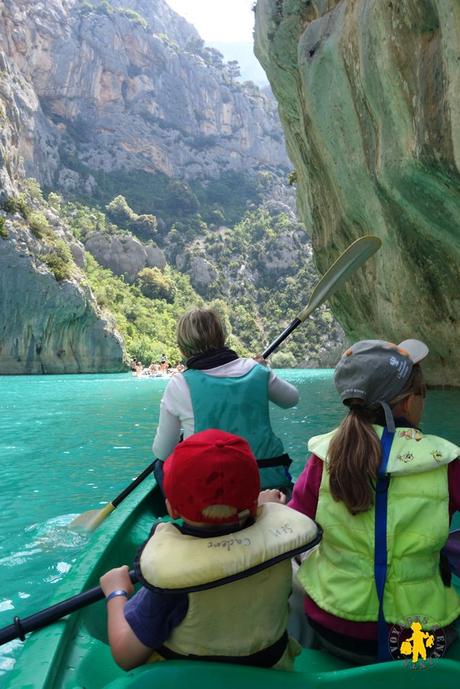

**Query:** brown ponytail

left=328, top=406, right=381, bottom=514
left=328, top=364, right=426, bottom=515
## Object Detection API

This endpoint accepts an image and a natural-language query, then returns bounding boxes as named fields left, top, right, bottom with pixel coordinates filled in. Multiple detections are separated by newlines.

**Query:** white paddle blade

left=297, top=235, right=381, bottom=322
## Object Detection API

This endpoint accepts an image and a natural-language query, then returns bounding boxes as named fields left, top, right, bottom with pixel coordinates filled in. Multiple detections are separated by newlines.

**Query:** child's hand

left=100, top=565, right=134, bottom=597
left=253, top=355, right=269, bottom=367
left=258, top=489, right=287, bottom=505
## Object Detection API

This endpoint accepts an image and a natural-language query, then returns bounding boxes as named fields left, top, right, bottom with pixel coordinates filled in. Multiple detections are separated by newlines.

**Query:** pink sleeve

left=288, top=454, right=323, bottom=520
left=448, top=458, right=460, bottom=518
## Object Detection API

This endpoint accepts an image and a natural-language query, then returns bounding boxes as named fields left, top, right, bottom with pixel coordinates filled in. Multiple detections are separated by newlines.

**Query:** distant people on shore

left=131, top=357, right=185, bottom=378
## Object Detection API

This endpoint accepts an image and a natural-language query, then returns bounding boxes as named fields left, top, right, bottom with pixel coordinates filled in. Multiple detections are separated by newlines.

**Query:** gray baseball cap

left=334, top=339, right=429, bottom=431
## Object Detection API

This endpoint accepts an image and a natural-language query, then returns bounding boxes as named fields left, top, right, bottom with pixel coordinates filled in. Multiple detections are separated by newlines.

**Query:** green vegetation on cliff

left=77, top=1, right=148, bottom=30
left=84, top=255, right=198, bottom=364
left=61, top=194, right=343, bottom=367
left=54, top=161, right=269, bottom=240
left=178, top=206, right=343, bottom=365
left=83, top=254, right=250, bottom=365
left=3, top=177, right=343, bottom=369
left=2, top=183, right=77, bottom=282
left=0, top=216, right=7, bottom=239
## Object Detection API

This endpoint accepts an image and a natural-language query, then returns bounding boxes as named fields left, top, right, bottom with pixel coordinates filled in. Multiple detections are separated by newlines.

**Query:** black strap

left=256, top=453, right=292, bottom=469
left=13, top=616, right=26, bottom=642
left=157, top=630, right=288, bottom=668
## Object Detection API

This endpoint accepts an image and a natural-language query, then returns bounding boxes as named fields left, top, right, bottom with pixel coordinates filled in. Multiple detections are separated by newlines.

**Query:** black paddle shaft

left=262, top=318, right=302, bottom=359
left=112, top=462, right=156, bottom=508
left=0, top=570, right=137, bottom=646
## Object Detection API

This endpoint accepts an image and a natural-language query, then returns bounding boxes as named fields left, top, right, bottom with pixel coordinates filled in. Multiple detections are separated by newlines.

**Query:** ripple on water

left=44, top=561, right=72, bottom=584
left=0, top=639, right=22, bottom=675
left=0, top=600, right=14, bottom=613
left=24, top=514, right=89, bottom=550
left=1, top=514, right=88, bottom=569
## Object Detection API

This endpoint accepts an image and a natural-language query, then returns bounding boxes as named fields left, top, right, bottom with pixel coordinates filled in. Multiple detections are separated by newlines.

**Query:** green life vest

left=138, top=503, right=319, bottom=667
left=183, top=365, right=289, bottom=489
left=297, top=426, right=460, bottom=627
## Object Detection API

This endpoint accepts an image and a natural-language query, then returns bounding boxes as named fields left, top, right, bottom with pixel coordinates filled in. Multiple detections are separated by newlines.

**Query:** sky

left=166, top=0, right=267, bottom=84
left=167, top=0, right=255, bottom=43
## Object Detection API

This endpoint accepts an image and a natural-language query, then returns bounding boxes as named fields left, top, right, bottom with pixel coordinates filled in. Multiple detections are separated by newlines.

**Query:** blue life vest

left=183, top=365, right=291, bottom=489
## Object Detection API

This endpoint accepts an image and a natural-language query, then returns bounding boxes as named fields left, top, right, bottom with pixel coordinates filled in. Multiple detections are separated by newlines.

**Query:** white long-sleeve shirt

left=152, top=358, right=299, bottom=460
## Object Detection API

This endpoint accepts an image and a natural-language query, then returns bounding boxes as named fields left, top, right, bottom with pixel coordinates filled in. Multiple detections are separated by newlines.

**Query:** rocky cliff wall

left=0, top=0, right=343, bottom=373
left=255, top=0, right=460, bottom=385
left=0, top=216, right=125, bottom=374
left=0, top=0, right=289, bottom=193
left=0, top=19, right=125, bottom=374
left=84, top=232, right=166, bottom=283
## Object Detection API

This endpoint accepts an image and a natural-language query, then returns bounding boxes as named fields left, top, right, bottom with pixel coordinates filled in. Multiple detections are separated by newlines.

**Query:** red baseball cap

left=163, top=429, right=260, bottom=524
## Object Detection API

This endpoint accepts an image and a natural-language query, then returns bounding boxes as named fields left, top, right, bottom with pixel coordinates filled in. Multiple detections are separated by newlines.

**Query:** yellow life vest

left=138, top=503, right=319, bottom=665
left=298, top=426, right=460, bottom=627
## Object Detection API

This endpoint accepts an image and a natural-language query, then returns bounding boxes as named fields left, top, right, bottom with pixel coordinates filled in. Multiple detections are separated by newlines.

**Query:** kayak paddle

left=70, top=235, right=381, bottom=532
left=0, top=570, right=137, bottom=646
left=70, top=461, right=156, bottom=531
left=262, top=235, right=382, bottom=358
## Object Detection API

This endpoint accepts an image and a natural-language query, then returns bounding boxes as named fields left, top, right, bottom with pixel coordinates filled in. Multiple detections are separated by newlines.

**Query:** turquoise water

left=0, top=371, right=459, bottom=674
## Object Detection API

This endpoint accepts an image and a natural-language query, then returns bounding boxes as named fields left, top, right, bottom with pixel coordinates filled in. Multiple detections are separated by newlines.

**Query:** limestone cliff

left=0, top=208, right=125, bottom=374
left=0, top=0, right=344, bottom=373
left=255, top=0, right=460, bottom=385
left=0, top=0, right=289, bottom=193
left=0, top=39, right=125, bottom=374
left=84, top=232, right=166, bottom=283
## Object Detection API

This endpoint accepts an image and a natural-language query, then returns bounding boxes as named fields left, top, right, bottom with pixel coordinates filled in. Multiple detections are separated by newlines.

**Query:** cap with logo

left=163, top=429, right=260, bottom=524
left=334, top=339, right=429, bottom=432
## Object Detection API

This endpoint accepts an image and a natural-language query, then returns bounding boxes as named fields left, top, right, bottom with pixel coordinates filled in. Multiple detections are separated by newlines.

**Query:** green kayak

left=3, top=480, right=460, bottom=688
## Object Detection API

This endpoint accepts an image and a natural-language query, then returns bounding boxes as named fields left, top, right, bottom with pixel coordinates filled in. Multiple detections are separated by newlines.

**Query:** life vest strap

left=158, top=630, right=288, bottom=668
left=374, top=428, right=394, bottom=662
left=257, top=453, right=292, bottom=469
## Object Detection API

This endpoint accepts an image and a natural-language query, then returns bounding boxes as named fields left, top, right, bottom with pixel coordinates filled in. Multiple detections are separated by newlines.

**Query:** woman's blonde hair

left=177, top=308, right=227, bottom=357
left=328, top=364, right=426, bottom=515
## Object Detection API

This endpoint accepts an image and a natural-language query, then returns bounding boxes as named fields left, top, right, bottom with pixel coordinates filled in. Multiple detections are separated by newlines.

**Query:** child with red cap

left=100, top=429, right=319, bottom=671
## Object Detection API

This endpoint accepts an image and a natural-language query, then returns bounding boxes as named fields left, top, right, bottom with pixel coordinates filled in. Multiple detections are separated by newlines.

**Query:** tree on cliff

left=226, top=60, right=241, bottom=83
left=136, top=267, right=176, bottom=303
left=106, top=195, right=157, bottom=241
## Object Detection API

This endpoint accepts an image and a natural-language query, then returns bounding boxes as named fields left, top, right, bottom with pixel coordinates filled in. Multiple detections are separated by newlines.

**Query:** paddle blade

left=69, top=503, right=115, bottom=531
left=297, top=235, right=381, bottom=322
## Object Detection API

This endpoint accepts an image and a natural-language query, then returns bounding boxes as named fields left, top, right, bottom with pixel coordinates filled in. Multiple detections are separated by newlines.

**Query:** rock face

left=255, top=0, right=460, bottom=385
left=0, top=53, right=37, bottom=200
left=84, top=232, right=166, bottom=283
left=0, top=221, right=125, bottom=374
left=0, top=3, right=129, bottom=374
left=0, top=0, right=342, bottom=373
left=176, top=253, right=218, bottom=292
left=0, top=0, right=289, bottom=192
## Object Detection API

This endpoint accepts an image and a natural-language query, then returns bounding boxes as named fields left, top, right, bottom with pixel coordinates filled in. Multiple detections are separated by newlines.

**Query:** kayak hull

left=4, top=481, right=460, bottom=688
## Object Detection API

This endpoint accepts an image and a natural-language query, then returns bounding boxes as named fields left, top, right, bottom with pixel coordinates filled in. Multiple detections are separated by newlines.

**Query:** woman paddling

left=152, top=307, right=299, bottom=492
left=285, top=339, right=460, bottom=663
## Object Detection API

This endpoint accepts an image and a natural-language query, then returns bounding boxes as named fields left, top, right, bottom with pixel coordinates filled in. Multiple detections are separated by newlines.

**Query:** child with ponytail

left=289, top=340, right=460, bottom=663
